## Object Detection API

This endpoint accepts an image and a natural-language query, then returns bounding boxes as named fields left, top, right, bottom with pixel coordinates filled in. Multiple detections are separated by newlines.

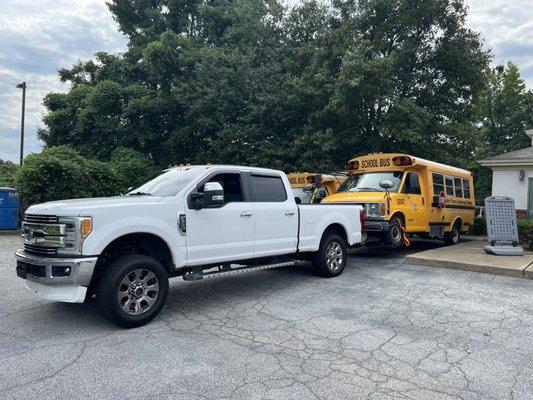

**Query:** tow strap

left=397, top=219, right=411, bottom=247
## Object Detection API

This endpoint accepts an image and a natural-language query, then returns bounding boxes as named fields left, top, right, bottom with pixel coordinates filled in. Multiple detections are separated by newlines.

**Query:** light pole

left=16, top=82, right=26, bottom=165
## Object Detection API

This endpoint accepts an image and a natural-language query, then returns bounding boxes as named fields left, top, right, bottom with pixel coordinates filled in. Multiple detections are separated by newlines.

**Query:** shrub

left=15, top=146, right=91, bottom=206
left=0, top=159, right=18, bottom=188
left=110, top=147, right=159, bottom=193
left=469, top=217, right=487, bottom=236
left=517, top=219, right=533, bottom=249
left=15, top=146, right=161, bottom=208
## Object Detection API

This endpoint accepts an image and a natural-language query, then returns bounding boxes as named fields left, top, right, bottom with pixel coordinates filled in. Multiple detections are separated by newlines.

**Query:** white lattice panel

left=484, top=196, right=519, bottom=245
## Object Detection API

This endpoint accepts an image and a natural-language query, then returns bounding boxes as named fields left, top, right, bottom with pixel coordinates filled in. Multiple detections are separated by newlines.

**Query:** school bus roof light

left=346, top=161, right=359, bottom=171
left=392, top=156, right=412, bottom=166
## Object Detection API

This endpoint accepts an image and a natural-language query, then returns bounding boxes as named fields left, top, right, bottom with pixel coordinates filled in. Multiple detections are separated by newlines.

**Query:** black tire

left=384, top=216, right=404, bottom=248
left=312, top=233, right=347, bottom=278
left=96, top=255, right=169, bottom=328
left=444, top=222, right=460, bottom=246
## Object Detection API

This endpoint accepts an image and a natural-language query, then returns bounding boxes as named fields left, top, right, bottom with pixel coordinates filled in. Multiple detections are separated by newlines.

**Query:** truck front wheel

left=96, top=255, right=169, bottom=328
left=312, top=233, right=347, bottom=278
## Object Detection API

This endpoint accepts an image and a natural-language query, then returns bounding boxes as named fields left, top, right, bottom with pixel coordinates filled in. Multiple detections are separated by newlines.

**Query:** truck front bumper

left=15, top=249, right=98, bottom=303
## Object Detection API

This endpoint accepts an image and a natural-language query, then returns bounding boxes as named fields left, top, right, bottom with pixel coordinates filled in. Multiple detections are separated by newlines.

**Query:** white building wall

left=491, top=167, right=533, bottom=210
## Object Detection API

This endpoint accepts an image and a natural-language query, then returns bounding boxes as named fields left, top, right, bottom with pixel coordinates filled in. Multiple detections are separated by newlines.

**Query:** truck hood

left=323, top=192, right=388, bottom=204
left=26, top=196, right=164, bottom=217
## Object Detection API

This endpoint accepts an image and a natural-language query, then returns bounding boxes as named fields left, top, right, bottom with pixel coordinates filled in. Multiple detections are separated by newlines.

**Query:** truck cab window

left=202, top=173, right=244, bottom=203
left=251, top=175, right=287, bottom=202
left=402, top=172, right=421, bottom=195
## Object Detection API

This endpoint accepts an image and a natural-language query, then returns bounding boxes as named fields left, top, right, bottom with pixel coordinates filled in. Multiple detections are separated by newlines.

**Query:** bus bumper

left=364, top=219, right=391, bottom=233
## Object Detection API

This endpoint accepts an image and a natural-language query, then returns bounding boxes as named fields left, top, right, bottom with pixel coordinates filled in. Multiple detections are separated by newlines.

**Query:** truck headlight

left=365, top=203, right=386, bottom=218
left=57, top=217, right=92, bottom=255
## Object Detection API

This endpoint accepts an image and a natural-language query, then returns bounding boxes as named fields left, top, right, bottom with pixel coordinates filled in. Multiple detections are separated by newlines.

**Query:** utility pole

left=16, top=82, right=26, bottom=165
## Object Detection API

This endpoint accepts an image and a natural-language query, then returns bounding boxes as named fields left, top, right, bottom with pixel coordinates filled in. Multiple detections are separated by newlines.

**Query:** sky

left=0, top=0, right=532, bottom=164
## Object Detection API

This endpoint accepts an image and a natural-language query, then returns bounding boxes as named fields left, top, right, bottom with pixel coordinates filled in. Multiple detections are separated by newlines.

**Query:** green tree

left=15, top=146, right=159, bottom=206
left=109, top=147, right=159, bottom=192
left=479, top=62, right=532, bottom=153
left=15, top=146, right=92, bottom=206
left=38, top=0, right=490, bottom=177
left=0, top=159, right=18, bottom=187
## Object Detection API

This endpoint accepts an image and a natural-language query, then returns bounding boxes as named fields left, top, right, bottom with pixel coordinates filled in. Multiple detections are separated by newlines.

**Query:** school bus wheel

left=385, top=214, right=404, bottom=248
left=444, top=220, right=461, bottom=246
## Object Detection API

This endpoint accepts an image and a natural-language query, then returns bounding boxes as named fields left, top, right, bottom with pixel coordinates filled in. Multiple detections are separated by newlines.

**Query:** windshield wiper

left=354, top=187, right=380, bottom=192
left=127, top=191, right=152, bottom=196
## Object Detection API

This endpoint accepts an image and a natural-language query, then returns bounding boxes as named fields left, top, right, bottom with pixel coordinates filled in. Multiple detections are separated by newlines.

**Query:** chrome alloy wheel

left=325, top=241, right=343, bottom=271
left=117, top=269, right=160, bottom=315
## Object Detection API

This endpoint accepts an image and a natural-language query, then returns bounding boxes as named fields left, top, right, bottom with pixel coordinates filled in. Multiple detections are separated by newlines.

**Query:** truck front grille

left=24, top=244, right=57, bottom=256
left=24, top=214, right=59, bottom=224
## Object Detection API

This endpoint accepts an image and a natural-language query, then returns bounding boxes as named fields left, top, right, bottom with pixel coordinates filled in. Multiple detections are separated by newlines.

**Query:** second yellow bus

left=323, top=153, right=475, bottom=247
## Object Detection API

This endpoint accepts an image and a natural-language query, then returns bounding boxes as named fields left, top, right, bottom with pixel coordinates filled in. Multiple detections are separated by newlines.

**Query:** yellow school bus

left=287, top=173, right=347, bottom=204
left=322, top=153, right=475, bottom=247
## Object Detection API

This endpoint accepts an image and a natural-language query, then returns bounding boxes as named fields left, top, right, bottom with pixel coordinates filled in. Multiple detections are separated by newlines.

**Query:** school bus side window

left=463, top=179, right=471, bottom=198
left=454, top=177, right=463, bottom=197
left=402, top=172, right=421, bottom=195
left=445, top=176, right=454, bottom=196
left=432, top=173, right=444, bottom=195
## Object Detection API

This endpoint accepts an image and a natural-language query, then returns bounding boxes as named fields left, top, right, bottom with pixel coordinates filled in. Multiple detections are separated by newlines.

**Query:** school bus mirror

left=379, top=179, right=394, bottom=190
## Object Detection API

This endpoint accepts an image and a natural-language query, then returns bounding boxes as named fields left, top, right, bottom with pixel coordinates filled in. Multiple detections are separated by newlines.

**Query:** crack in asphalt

left=0, top=237, right=532, bottom=399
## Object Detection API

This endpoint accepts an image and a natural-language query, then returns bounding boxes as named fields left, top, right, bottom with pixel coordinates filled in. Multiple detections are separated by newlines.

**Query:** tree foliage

left=15, top=146, right=158, bottom=206
left=0, top=159, right=18, bottom=188
left=39, top=0, right=491, bottom=174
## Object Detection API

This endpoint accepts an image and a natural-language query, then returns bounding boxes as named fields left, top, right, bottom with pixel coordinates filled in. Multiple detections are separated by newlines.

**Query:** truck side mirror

left=202, top=182, right=224, bottom=208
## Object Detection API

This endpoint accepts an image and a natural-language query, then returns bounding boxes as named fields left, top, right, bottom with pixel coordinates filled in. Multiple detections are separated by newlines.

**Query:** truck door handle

left=285, top=210, right=295, bottom=216
left=240, top=212, right=252, bottom=217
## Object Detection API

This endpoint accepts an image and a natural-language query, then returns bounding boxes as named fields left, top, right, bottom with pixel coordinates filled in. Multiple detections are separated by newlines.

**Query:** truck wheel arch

left=321, top=223, right=348, bottom=244
left=90, top=232, right=174, bottom=289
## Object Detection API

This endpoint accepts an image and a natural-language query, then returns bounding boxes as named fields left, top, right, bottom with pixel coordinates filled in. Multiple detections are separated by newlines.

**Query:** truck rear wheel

left=312, top=233, right=347, bottom=278
left=96, top=255, right=169, bottom=328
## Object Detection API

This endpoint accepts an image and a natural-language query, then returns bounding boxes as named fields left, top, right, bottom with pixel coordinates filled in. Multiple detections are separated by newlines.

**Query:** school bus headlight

left=365, top=203, right=385, bottom=218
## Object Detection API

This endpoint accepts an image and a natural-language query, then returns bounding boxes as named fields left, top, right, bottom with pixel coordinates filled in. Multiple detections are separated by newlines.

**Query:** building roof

left=479, top=146, right=533, bottom=167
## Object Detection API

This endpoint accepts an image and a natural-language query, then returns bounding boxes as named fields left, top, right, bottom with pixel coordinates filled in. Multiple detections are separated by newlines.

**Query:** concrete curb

left=0, top=230, right=20, bottom=236
left=405, top=241, right=533, bottom=279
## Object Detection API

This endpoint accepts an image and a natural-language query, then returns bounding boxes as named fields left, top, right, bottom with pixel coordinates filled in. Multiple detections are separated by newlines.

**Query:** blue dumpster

left=0, top=188, right=20, bottom=230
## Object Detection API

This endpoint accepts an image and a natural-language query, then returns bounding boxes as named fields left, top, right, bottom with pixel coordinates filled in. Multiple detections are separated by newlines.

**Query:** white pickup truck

left=15, top=165, right=364, bottom=327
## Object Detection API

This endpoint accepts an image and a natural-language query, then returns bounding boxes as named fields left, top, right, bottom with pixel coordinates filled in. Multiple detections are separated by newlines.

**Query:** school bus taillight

left=392, top=156, right=412, bottom=166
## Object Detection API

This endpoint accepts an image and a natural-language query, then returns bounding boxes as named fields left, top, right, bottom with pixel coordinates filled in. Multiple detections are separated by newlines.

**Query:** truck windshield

left=292, top=188, right=313, bottom=204
left=338, top=172, right=404, bottom=193
left=127, top=167, right=204, bottom=197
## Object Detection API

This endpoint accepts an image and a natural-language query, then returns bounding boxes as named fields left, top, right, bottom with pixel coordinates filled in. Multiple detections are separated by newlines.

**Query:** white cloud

left=465, top=0, right=533, bottom=86
left=0, top=0, right=127, bottom=163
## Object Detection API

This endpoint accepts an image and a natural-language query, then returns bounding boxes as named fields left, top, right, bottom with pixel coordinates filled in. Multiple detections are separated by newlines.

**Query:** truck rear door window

left=251, top=175, right=287, bottom=202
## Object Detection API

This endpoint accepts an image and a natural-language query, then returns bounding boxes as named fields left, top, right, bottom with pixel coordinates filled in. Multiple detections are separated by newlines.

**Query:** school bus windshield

left=338, top=172, right=404, bottom=193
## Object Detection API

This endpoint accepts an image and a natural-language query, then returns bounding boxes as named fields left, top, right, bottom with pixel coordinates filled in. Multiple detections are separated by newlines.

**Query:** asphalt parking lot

left=1, top=234, right=532, bottom=400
